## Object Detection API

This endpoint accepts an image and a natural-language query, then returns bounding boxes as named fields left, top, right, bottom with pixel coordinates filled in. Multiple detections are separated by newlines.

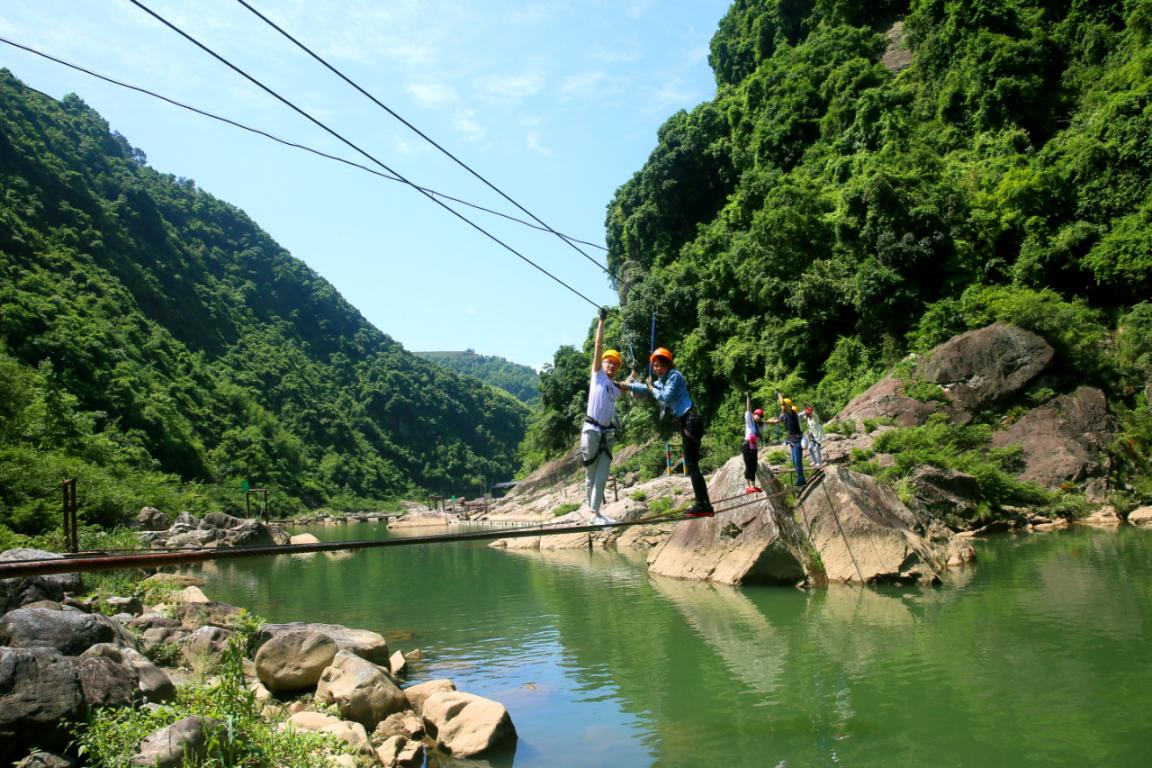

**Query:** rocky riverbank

left=0, top=549, right=516, bottom=767
left=482, top=323, right=1152, bottom=585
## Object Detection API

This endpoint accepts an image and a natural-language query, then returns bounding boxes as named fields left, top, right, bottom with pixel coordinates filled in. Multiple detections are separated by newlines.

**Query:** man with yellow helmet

left=582, top=308, right=627, bottom=525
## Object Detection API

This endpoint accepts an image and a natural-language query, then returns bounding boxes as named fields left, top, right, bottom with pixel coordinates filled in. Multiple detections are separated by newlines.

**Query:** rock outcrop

left=991, top=386, right=1113, bottom=495
left=797, top=467, right=958, bottom=584
left=646, top=456, right=812, bottom=585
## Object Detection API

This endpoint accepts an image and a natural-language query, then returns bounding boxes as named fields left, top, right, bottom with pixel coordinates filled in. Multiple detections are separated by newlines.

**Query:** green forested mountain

left=525, top=0, right=1152, bottom=473
left=415, top=350, right=540, bottom=406
left=0, top=69, right=528, bottom=532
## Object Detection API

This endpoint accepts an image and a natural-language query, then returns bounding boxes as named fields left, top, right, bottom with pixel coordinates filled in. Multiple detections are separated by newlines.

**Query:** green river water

left=193, top=523, right=1151, bottom=767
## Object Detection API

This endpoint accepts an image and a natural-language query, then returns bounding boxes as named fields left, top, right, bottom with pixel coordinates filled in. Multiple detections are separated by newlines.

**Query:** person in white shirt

left=581, top=308, right=626, bottom=525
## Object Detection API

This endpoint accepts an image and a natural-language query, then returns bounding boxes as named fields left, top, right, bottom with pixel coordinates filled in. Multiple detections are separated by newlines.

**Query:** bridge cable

left=0, top=36, right=605, bottom=251
left=126, top=0, right=601, bottom=309
left=232, top=0, right=625, bottom=292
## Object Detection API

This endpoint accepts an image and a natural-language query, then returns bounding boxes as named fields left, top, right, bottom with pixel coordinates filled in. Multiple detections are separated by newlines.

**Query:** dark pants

left=741, top=441, right=758, bottom=483
left=681, top=410, right=711, bottom=510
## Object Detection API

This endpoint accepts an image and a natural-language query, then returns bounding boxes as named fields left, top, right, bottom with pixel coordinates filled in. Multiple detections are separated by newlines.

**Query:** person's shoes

left=590, top=514, right=615, bottom=525
left=683, top=506, right=715, bottom=518
left=795, top=480, right=807, bottom=488
left=745, top=486, right=763, bottom=494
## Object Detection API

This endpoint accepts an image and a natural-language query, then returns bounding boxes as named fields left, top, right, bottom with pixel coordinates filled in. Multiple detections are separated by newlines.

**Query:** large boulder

left=171, top=600, right=243, bottom=629
left=281, top=711, right=372, bottom=755
left=71, top=655, right=140, bottom=709
left=0, top=608, right=133, bottom=655
left=421, top=690, right=516, bottom=758
left=646, top=456, right=811, bottom=585
left=314, top=650, right=407, bottom=730
left=991, top=386, right=1113, bottom=493
left=908, top=466, right=984, bottom=529
left=130, top=715, right=223, bottom=768
left=82, top=643, right=176, bottom=703
left=0, top=549, right=84, bottom=612
left=838, top=375, right=938, bottom=432
left=136, top=507, right=170, bottom=531
left=917, top=323, right=1054, bottom=414
left=180, top=626, right=233, bottom=673
left=403, top=679, right=456, bottom=716
left=0, top=646, right=85, bottom=764
left=255, top=630, right=338, bottom=692
left=797, top=467, right=955, bottom=584
left=257, top=622, right=390, bottom=665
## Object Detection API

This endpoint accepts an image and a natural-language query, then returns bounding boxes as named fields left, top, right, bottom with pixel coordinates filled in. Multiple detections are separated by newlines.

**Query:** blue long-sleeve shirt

left=626, top=368, right=694, bottom=419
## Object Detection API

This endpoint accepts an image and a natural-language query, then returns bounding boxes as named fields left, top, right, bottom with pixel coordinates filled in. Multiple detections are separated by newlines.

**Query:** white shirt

left=586, top=369, right=620, bottom=429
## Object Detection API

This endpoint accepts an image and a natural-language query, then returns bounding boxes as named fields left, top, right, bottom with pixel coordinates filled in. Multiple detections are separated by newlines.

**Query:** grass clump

left=553, top=502, right=580, bottom=517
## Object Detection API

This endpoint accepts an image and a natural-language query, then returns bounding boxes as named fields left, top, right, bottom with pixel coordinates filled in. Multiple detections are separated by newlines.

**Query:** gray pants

left=581, top=425, right=614, bottom=514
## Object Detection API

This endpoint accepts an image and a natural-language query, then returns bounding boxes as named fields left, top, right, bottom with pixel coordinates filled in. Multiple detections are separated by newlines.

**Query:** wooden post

left=61, top=479, right=78, bottom=553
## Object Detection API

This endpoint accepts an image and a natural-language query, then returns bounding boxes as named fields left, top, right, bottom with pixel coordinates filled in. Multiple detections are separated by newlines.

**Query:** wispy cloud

left=454, top=107, right=485, bottom=142
left=525, top=130, right=551, bottom=156
left=480, top=72, right=544, bottom=103
left=406, top=81, right=457, bottom=108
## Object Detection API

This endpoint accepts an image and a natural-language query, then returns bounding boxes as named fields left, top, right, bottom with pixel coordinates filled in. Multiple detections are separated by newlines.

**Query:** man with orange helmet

left=626, top=346, right=714, bottom=517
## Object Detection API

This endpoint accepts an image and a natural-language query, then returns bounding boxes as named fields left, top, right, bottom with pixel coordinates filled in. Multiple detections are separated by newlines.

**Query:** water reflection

left=192, top=524, right=1152, bottom=767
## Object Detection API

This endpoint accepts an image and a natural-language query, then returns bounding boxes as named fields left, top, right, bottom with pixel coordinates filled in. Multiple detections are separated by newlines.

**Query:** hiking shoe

left=683, top=506, right=715, bottom=518
left=590, top=514, right=608, bottom=525
left=745, top=486, right=763, bottom=494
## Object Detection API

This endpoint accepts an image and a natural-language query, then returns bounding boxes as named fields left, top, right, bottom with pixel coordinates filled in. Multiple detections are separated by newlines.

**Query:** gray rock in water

left=422, top=690, right=516, bottom=758
left=647, top=455, right=811, bottom=585
left=797, top=467, right=951, bottom=584
left=315, top=650, right=407, bottom=730
left=257, top=622, right=390, bottom=665
left=255, top=630, right=338, bottom=692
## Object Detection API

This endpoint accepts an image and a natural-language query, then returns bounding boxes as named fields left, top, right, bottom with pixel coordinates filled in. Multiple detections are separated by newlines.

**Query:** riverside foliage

left=524, top=0, right=1152, bottom=489
left=0, top=69, right=529, bottom=533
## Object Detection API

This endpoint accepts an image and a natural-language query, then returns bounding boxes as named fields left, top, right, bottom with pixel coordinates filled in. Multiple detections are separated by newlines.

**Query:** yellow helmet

left=601, top=349, right=622, bottom=365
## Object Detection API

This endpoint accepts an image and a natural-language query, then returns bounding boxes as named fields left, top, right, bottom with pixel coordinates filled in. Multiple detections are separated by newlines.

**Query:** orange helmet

left=649, top=347, right=674, bottom=364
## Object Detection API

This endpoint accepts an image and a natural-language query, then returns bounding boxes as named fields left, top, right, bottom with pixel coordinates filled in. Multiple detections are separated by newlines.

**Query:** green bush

left=553, top=502, right=580, bottom=517
left=868, top=415, right=1052, bottom=516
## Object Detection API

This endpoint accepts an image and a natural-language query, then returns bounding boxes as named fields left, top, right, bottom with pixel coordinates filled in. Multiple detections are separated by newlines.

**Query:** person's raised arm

left=591, top=307, right=608, bottom=374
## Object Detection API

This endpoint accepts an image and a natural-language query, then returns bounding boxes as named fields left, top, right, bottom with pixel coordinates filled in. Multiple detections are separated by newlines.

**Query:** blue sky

left=0, top=0, right=731, bottom=369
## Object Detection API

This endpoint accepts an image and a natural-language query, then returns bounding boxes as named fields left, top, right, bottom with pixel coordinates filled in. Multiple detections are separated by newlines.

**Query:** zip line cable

left=232, top=0, right=626, bottom=293
left=126, top=0, right=602, bottom=309
left=0, top=36, right=605, bottom=251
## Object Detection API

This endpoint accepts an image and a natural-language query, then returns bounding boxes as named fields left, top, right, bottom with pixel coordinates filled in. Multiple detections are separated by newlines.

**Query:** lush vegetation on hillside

left=524, top=0, right=1152, bottom=489
left=0, top=70, right=528, bottom=533
left=415, top=349, right=540, bottom=406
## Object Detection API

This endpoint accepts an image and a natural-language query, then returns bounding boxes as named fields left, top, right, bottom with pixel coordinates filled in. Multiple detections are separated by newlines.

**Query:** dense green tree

left=0, top=70, right=529, bottom=533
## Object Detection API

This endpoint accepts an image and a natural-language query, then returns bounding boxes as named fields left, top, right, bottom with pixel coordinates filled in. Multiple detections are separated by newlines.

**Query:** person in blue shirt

left=626, top=347, right=713, bottom=517
left=768, top=397, right=806, bottom=487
